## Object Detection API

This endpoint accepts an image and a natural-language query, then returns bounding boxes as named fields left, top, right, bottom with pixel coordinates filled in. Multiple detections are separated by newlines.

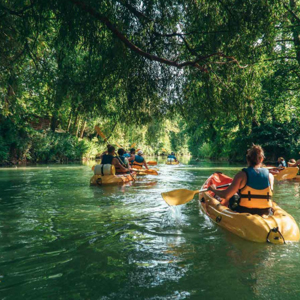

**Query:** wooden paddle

left=95, top=125, right=108, bottom=142
left=161, top=183, right=231, bottom=206
left=148, top=161, right=157, bottom=166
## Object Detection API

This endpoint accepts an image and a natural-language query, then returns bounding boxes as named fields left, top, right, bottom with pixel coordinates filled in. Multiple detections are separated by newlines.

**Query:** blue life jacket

left=168, top=155, right=176, bottom=159
left=101, top=154, right=114, bottom=165
left=123, top=153, right=130, bottom=158
left=242, top=167, right=270, bottom=189
left=239, top=167, right=272, bottom=209
left=278, top=161, right=287, bottom=167
left=131, top=155, right=144, bottom=168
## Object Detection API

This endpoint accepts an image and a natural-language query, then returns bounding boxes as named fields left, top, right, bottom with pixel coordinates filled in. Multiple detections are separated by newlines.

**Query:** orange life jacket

left=239, top=167, right=273, bottom=209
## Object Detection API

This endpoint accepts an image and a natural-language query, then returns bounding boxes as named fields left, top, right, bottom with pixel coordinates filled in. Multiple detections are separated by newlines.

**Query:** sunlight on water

left=0, top=159, right=299, bottom=299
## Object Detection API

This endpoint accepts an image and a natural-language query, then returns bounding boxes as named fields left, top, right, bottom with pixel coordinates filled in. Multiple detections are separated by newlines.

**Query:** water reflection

left=0, top=161, right=299, bottom=299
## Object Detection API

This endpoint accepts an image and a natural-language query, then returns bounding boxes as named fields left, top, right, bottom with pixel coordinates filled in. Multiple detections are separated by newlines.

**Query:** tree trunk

left=50, top=114, right=58, bottom=132
left=72, top=110, right=79, bottom=134
left=66, top=110, right=73, bottom=132
left=76, top=117, right=81, bottom=137
left=80, top=120, right=87, bottom=138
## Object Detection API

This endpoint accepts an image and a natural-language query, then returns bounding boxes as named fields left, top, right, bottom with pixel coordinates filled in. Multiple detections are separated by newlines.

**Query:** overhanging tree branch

left=69, top=0, right=245, bottom=71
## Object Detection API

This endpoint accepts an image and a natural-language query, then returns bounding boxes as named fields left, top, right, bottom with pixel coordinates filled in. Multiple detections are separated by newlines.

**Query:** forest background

left=1, top=0, right=300, bottom=164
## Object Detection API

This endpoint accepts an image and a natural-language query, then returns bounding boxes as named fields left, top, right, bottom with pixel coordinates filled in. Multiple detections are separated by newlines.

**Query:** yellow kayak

left=199, top=173, right=300, bottom=244
left=90, top=173, right=136, bottom=186
left=166, top=161, right=179, bottom=165
left=268, top=167, right=298, bottom=180
left=291, top=175, right=300, bottom=182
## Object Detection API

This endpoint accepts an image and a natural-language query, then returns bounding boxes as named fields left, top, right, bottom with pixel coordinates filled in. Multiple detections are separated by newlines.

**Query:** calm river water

left=0, top=159, right=300, bottom=299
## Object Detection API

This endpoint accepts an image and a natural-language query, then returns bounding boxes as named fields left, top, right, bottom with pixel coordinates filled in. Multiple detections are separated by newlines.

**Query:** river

left=0, top=159, right=300, bottom=299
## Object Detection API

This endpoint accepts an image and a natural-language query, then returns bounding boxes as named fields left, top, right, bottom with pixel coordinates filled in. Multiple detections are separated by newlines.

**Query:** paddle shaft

left=199, top=183, right=231, bottom=193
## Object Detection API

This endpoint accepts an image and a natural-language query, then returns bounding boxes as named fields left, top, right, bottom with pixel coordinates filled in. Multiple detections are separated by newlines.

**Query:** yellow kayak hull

left=199, top=173, right=300, bottom=244
left=290, top=175, right=300, bottom=182
left=90, top=174, right=136, bottom=186
left=166, top=161, right=179, bottom=165
left=269, top=167, right=299, bottom=180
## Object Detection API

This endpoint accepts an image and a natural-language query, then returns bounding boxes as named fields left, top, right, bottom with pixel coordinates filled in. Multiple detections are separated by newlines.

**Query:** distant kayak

left=90, top=173, right=136, bottom=186
left=199, top=172, right=300, bottom=244
left=166, top=161, right=179, bottom=165
left=268, top=167, right=298, bottom=180
left=291, top=175, right=300, bottom=182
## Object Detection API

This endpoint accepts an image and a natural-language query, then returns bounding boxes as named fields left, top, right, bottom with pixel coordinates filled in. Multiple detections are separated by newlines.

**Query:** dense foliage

left=1, top=0, right=300, bottom=163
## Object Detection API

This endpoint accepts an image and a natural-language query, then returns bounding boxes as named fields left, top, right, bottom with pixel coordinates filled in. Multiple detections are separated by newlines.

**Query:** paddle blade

left=130, top=143, right=136, bottom=148
left=95, top=126, right=107, bottom=142
left=162, top=148, right=167, bottom=152
left=275, top=167, right=298, bottom=181
left=161, top=189, right=198, bottom=206
left=116, top=143, right=123, bottom=148
left=147, top=161, right=157, bottom=166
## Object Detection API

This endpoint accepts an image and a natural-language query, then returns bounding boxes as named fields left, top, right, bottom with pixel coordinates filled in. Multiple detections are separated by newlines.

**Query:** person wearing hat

left=288, top=158, right=300, bottom=167
left=129, top=149, right=149, bottom=169
left=167, top=152, right=177, bottom=162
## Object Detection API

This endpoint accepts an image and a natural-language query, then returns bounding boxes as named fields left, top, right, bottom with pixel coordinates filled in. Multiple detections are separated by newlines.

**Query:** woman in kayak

left=208, top=144, right=274, bottom=216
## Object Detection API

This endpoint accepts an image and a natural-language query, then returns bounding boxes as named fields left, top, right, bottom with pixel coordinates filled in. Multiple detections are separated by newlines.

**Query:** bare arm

left=125, top=158, right=131, bottom=170
left=269, top=173, right=274, bottom=190
left=112, top=158, right=128, bottom=172
left=143, top=160, right=149, bottom=170
left=208, top=171, right=246, bottom=206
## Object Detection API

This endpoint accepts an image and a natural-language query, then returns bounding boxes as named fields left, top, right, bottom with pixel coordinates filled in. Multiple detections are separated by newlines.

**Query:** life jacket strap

left=240, top=193, right=272, bottom=200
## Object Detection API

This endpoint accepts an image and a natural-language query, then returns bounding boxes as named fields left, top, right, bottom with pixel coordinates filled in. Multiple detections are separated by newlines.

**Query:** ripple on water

left=0, top=163, right=300, bottom=299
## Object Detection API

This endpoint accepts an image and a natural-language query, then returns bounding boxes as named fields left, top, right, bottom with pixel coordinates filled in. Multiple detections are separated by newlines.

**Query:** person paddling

left=129, top=150, right=149, bottom=170
left=101, top=146, right=129, bottom=174
left=123, top=150, right=131, bottom=158
left=115, top=148, right=131, bottom=174
left=288, top=159, right=300, bottom=167
left=167, top=152, right=177, bottom=162
left=277, top=157, right=287, bottom=168
left=208, top=144, right=274, bottom=216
